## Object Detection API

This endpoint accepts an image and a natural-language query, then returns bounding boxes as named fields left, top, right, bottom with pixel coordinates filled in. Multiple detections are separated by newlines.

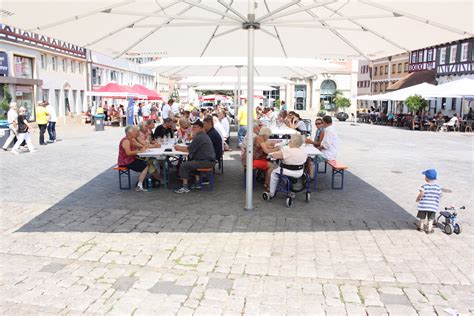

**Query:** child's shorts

left=417, top=211, right=435, bottom=220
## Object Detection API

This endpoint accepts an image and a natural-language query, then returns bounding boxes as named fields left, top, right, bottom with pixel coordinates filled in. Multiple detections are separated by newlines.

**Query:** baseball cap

left=191, top=120, right=203, bottom=128
left=422, top=169, right=437, bottom=180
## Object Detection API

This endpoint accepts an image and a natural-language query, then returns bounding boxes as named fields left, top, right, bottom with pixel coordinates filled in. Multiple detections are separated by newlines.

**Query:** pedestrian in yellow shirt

left=237, top=101, right=256, bottom=147
left=36, top=101, right=49, bottom=145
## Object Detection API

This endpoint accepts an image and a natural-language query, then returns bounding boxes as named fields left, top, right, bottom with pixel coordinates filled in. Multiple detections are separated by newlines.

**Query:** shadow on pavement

left=17, top=156, right=417, bottom=234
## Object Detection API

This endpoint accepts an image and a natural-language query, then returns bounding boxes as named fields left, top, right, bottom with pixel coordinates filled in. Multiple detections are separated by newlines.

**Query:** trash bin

left=94, top=114, right=105, bottom=131
left=0, top=120, right=13, bottom=148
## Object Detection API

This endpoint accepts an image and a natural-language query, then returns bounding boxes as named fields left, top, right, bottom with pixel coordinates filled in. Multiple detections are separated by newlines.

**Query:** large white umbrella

left=3, top=0, right=472, bottom=211
left=379, top=82, right=438, bottom=101
left=425, top=78, right=474, bottom=98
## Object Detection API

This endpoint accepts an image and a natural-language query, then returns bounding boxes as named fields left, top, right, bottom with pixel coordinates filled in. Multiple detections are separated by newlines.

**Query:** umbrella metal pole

left=244, top=4, right=257, bottom=212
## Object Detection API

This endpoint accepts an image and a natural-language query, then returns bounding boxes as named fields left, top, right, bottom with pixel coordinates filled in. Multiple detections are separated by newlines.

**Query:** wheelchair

left=262, top=162, right=311, bottom=208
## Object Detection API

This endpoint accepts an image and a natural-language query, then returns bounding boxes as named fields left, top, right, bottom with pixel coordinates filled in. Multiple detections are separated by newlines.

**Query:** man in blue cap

left=415, top=169, right=442, bottom=234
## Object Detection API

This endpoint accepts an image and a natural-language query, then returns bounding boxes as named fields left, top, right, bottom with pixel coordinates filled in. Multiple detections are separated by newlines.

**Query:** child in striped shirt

left=416, top=169, right=442, bottom=234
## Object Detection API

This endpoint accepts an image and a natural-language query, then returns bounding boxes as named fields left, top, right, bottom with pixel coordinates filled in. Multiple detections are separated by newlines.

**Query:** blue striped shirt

left=418, top=183, right=442, bottom=212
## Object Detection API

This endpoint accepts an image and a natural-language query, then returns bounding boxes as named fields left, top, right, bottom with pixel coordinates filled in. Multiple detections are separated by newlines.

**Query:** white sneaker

left=136, top=185, right=147, bottom=192
left=11, top=150, right=19, bottom=155
left=30, top=149, right=38, bottom=153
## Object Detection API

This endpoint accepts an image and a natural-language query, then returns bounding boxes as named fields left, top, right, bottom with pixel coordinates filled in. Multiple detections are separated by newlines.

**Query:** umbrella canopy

left=3, top=1, right=471, bottom=59
left=5, top=0, right=472, bottom=211
left=131, top=84, right=163, bottom=100
left=424, top=78, right=474, bottom=98
left=194, top=84, right=276, bottom=91
left=87, top=82, right=147, bottom=99
left=378, top=82, right=437, bottom=101
left=142, top=57, right=342, bottom=77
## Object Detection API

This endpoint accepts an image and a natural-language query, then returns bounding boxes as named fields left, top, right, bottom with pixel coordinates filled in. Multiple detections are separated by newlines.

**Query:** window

left=78, top=62, right=83, bottom=74
left=427, top=49, right=433, bottom=61
left=451, top=99, right=456, bottom=111
left=440, top=48, right=447, bottom=64
left=374, top=83, right=378, bottom=92
left=62, top=58, right=67, bottom=72
left=384, top=65, right=388, bottom=74
left=460, top=43, right=469, bottom=61
left=449, top=45, right=457, bottom=63
left=13, top=55, right=33, bottom=78
left=374, top=67, right=378, bottom=76
left=51, top=56, right=57, bottom=71
left=42, top=89, right=49, bottom=103
left=40, top=54, right=46, bottom=70
left=398, top=63, right=402, bottom=73
left=418, top=51, right=424, bottom=63
left=70, top=60, right=76, bottom=73
left=392, top=66, right=395, bottom=74
left=404, top=62, right=408, bottom=72
left=411, top=52, right=417, bottom=63
left=294, top=85, right=307, bottom=110
left=385, top=82, right=389, bottom=90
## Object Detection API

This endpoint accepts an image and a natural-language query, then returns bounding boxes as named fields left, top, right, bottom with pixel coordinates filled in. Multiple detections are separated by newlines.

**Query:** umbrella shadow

left=16, top=157, right=417, bottom=234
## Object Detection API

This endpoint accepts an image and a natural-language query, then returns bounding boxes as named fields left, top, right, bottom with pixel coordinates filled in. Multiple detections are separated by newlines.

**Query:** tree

left=335, top=96, right=351, bottom=113
left=0, top=84, right=12, bottom=116
left=405, top=94, right=428, bottom=114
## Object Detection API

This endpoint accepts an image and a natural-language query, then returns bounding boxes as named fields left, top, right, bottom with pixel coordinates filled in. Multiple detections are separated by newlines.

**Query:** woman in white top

left=267, top=133, right=307, bottom=197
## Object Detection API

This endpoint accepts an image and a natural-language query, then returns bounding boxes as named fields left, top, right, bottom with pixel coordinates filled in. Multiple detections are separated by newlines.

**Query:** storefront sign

left=0, top=23, right=86, bottom=59
left=0, top=51, right=8, bottom=76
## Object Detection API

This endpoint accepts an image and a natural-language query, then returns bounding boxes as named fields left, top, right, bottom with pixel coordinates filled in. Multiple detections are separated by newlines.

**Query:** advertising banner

left=127, top=98, right=134, bottom=126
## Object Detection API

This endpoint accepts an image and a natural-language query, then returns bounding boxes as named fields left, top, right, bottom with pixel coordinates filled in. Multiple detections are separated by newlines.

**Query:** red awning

left=87, top=82, right=146, bottom=99
left=131, top=84, right=163, bottom=100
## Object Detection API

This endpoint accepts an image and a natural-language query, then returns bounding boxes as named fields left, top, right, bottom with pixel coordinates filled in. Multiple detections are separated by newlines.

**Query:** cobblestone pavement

left=1, top=122, right=473, bottom=315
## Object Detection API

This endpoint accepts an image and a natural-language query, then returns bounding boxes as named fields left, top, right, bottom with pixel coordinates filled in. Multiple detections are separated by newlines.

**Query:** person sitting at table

left=294, top=113, right=308, bottom=133
left=177, top=117, right=192, bottom=142
left=442, top=113, right=459, bottom=131
left=319, top=115, right=339, bottom=161
left=304, top=118, right=325, bottom=178
left=138, top=121, right=161, bottom=148
left=173, top=120, right=216, bottom=194
left=241, top=126, right=278, bottom=190
left=265, top=133, right=307, bottom=198
left=153, top=118, right=174, bottom=140
left=203, top=116, right=223, bottom=162
left=118, top=126, right=150, bottom=192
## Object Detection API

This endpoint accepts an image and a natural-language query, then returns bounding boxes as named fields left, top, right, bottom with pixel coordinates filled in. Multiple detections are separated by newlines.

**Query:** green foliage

left=274, top=99, right=281, bottom=110
left=335, top=96, right=351, bottom=111
left=317, top=110, right=326, bottom=117
left=405, top=94, right=428, bottom=113
left=0, top=84, right=12, bottom=113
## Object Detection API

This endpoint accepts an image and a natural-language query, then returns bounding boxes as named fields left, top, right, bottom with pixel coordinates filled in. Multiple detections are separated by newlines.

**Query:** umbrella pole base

left=244, top=207, right=254, bottom=212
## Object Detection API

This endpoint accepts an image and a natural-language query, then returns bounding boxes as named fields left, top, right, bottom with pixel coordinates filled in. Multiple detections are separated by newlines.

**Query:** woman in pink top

left=118, top=125, right=149, bottom=192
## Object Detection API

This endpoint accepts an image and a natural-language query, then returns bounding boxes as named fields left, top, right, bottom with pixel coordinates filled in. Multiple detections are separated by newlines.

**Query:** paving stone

left=39, top=263, right=66, bottom=274
left=379, top=293, right=411, bottom=306
left=112, top=276, right=138, bottom=292
left=148, top=281, right=193, bottom=296
left=207, top=277, right=234, bottom=290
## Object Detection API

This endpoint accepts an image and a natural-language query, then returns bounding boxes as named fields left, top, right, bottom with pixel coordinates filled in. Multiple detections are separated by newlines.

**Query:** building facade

left=0, top=23, right=88, bottom=120
left=371, top=53, right=409, bottom=95
left=356, top=60, right=372, bottom=109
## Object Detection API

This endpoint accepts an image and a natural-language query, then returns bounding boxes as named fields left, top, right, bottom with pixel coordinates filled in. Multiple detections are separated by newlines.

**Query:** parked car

left=336, top=112, right=349, bottom=121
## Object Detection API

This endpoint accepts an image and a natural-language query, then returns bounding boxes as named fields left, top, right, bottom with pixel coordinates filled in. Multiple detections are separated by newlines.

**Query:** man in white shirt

left=319, top=116, right=338, bottom=161
left=46, top=102, right=58, bottom=143
left=141, top=102, right=151, bottom=120
left=2, top=102, right=18, bottom=151
left=171, top=99, right=180, bottom=116
left=162, top=99, right=172, bottom=120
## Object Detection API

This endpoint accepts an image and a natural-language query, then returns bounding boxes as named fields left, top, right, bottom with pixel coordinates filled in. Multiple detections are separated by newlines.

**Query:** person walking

left=46, top=101, right=57, bottom=143
left=2, top=102, right=18, bottom=151
left=36, top=101, right=49, bottom=146
left=11, top=107, right=37, bottom=154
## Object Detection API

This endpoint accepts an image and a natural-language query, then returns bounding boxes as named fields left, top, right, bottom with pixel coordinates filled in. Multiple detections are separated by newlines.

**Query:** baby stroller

left=262, top=162, right=311, bottom=208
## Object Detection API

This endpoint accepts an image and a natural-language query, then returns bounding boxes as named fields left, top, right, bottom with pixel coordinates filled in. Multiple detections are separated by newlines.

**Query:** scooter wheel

left=286, top=197, right=293, bottom=208
left=444, top=223, right=454, bottom=235
left=454, top=224, right=462, bottom=235
left=305, top=192, right=311, bottom=202
left=262, top=192, right=270, bottom=201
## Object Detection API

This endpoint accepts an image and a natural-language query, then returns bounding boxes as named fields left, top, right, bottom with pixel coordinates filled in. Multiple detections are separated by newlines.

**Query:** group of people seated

left=117, top=105, right=232, bottom=193
left=240, top=115, right=338, bottom=198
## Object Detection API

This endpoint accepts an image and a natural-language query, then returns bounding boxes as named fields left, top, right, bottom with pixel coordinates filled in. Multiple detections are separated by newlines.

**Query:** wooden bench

left=113, top=166, right=131, bottom=190
left=326, top=160, right=348, bottom=190
left=197, top=168, right=214, bottom=191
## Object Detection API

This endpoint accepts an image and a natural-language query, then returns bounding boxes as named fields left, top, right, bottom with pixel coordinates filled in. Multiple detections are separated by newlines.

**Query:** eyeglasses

left=315, top=122, right=322, bottom=125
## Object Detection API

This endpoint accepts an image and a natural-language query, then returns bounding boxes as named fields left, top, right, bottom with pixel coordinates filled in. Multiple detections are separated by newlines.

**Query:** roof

left=387, top=70, right=437, bottom=91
